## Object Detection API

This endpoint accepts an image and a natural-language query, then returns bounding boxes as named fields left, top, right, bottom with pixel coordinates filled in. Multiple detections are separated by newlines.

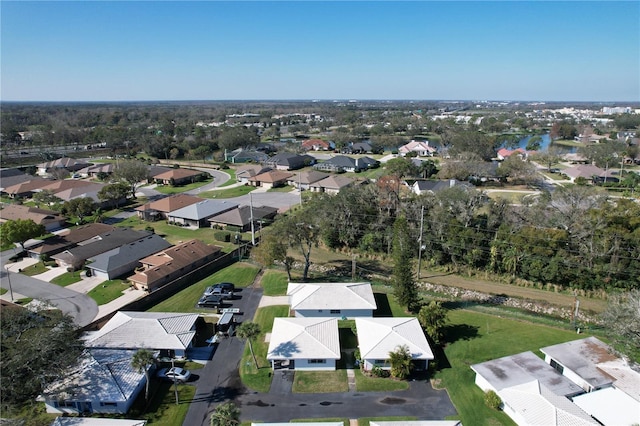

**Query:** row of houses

left=237, top=165, right=369, bottom=192
left=265, top=282, right=435, bottom=373
left=472, top=336, right=640, bottom=425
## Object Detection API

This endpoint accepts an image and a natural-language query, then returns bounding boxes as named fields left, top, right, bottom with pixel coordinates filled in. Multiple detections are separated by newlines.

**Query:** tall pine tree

left=392, top=215, right=420, bottom=312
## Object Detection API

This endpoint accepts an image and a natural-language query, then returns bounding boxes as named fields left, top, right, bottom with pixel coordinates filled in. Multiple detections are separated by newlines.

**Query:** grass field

left=261, top=269, right=289, bottom=296
left=87, top=279, right=129, bottom=305
left=292, top=370, right=348, bottom=393
left=353, top=369, right=409, bottom=392
left=154, top=179, right=212, bottom=195
left=50, top=271, right=83, bottom=286
left=239, top=304, right=290, bottom=392
left=199, top=185, right=254, bottom=199
left=434, top=309, right=585, bottom=425
left=148, top=262, right=260, bottom=312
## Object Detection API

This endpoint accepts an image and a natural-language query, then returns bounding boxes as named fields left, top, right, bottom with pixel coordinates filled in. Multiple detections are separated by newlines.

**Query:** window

left=549, top=359, right=564, bottom=374
left=309, top=359, right=326, bottom=364
left=330, top=310, right=341, bottom=314
left=100, top=402, right=117, bottom=407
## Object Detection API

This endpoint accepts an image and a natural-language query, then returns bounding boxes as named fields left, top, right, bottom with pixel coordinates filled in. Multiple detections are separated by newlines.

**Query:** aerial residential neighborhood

left=1, top=1, right=639, bottom=426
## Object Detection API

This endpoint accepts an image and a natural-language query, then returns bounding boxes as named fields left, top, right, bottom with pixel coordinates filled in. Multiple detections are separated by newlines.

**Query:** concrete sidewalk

left=67, top=276, right=107, bottom=293
left=95, top=287, right=146, bottom=321
left=258, top=295, right=289, bottom=307
left=4, top=257, right=38, bottom=272
left=32, top=266, right=69, bottom=282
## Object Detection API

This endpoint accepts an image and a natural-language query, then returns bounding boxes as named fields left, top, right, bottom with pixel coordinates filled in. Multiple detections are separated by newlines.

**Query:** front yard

left=50, top=270, right=83, bottom=286
left=87, top=279, right=129, bottom=305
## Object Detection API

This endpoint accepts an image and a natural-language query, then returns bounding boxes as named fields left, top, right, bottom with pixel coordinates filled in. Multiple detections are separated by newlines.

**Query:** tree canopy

left=0, top=219, right=46, bottom=249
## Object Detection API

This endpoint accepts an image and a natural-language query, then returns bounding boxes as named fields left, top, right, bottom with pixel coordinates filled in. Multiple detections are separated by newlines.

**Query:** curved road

left=0, top=269, right=98, bottom=327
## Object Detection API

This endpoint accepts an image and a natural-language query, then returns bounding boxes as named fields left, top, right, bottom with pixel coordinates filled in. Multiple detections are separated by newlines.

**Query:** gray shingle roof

left=87, top=234, right=171, bottom=274
left=168, top=199, right=238, bottom=220
left=52, top=228, right=151, bottom=263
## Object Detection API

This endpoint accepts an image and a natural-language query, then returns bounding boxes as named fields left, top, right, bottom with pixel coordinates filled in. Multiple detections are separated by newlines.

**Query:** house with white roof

left=84, top=311, right=199, bottom=358
left=166, top=199, right=238, bottom=228
left=371, top=421, right=461, bottom=426
left=398, top=140, right=436, bottom=157
left=471, top=351, right=597, bottom=426
left=355, top=317, right=434, bottom=372
left=267, top=317, right=340, bottom=370
left=287, top=282, right=377, bottom=318
left=51, top=418, right=147, bottom=426
left=40, top=349, right=146, bottom=415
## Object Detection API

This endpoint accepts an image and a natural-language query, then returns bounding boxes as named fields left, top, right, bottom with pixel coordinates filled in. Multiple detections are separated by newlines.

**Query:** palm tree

left=236, top=321, right=261, bottom=369
left=131, top=348, right=155, bottom=401
left=210, top=402, right=240, bottom=426
left=388, top=344, right=413, bottom=379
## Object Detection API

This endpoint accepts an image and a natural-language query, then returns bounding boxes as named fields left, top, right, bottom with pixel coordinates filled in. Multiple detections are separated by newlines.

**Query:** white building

left=287, top=282, right=377, bottom=318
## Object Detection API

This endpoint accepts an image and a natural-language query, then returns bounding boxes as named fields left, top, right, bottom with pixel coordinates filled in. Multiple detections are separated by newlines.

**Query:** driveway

left=0, top=269, right=98, bottom=327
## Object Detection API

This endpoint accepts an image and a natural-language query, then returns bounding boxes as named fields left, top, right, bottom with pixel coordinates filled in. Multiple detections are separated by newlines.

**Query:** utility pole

left=4, top=266, right=14, bottom=302
left=249, top=192, right=256, bottom=246
left=417, top=205, right=425, bottom=279
left=352, top=255, right=356, bottom=281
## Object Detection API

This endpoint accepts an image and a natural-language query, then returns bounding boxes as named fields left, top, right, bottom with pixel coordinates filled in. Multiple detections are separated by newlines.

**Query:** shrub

left=370, top=365, right=390, bottom=378
left=214, top=231, right=231, bottom=242
left=484, top=390, right=502, bottom=410
left=145, top=226, right=155, bottom=233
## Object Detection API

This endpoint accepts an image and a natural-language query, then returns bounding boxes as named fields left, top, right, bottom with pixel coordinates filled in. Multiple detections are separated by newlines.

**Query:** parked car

left=197, top=294, right=224, bottom=307
left=204, top=282, right=235, bottom=299
left=157, top=367, right=191, bottom=383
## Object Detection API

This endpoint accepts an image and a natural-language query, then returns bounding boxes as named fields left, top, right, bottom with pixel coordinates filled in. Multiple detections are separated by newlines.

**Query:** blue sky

left=1, top=1, right=638, bottom=102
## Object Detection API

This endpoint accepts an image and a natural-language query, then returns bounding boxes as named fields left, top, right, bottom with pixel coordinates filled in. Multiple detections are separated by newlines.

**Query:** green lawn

left=148, top=262, right=260, bottom=313
left=353, top=369, right=409, bottom=391
left=19, top=262, right=50, bottom=276
left=154, top=178, right=212, bottom=195
left=268, top=185, right=295, bottom=193
left=219, top=168, right=236, bottom=186
left=433, top=309, right=587, bottom=425
left=292, top=370, right=348, bottom=393
left=0, top=288, right=7, bottom=295
left=50, top=271, right=83, bottom=286
left=126, top=381, right=195, bottom=426
left=358, top=417, right=417, bottom=426
left=87, top=279, right=129, bottom=305
left=239, top=305, right=290, bottom=392
left=261, top=269, right=289, bottom=296
left=199, top=185, right=254, bottom=199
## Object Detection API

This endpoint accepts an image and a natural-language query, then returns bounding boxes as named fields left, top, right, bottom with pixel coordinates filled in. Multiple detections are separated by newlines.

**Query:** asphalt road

left=0, top=268, right=98, bottom=326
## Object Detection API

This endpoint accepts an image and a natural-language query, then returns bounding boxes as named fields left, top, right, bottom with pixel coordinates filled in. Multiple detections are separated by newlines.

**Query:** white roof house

left=398, top=140, right=437, bottom=157
left=371, top=421, right=462, bottom=426
left=287, top=282, right=377, bottom=318
left=355, top=317, right=434, bottom=371
left=255, top=423, right=343, bottom=426
left=41, top=349, right=146, bottom=415
left=84, top=312, right=199, bottom=357
left=572, top=386, right=640, bottom=426
left=52, top=417, right=147, bottom=426
left=267, top=317, right=340, bottom=370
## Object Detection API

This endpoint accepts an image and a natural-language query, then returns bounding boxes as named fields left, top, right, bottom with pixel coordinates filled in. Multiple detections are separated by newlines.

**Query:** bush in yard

left=214, top=231, right=231, bottom=242
left=484, top=390, right=502, bottom=410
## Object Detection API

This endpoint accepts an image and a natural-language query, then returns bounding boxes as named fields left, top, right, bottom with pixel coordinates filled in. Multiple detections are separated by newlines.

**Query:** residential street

left=0, top=268, right=98, bottom=327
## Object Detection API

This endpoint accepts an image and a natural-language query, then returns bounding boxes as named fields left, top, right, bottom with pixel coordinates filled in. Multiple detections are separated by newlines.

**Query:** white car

left=157, top=367, right=191, bottom=383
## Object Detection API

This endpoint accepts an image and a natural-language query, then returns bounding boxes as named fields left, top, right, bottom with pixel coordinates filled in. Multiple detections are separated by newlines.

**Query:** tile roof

left=287, top=282, right=377, bottom=311
left=84, top=311, right=199, bottom=350
left=135, top=194, right=203, bottom=213
left=355, top=317, right=434, bottom=361
left=267, top=317, right=340, bottom=361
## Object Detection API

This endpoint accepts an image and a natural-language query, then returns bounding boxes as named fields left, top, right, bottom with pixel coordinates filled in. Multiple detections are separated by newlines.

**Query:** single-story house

left=236, top=165, right=272, bottom=184
left=51, top=228, right=151, bottom=270
left=371, top=421, right=461, bottom=426
left=301, top=139, right=332, bottom=151
left=27, top=223, right=115, bottom=259
left=224, top=148, right=269, bottom=164
left=287, top=282, right=377, bottom=318
left=286, top=171, right=330, bottom=190
left=355, top=317, right=434, bottom=372
left=77, top=163, right=115, bottom=178
left=247, top=170, right=294, bottom=189
left=572, top=386, right=640, bottom=426
left=37, top=157, right=90, bottom=176
left=147, top=165, right=173, bottom=181
left=208, top=205, right=278, bottom=232
left=471, top=351, right=596, bottom=426
left=84, top=311, right=200, bottom=358
left=0, top=204, right=67, bottom=231
left=0, top=168, right=34, bottom=192
left=343, top=142, right=373, bottom=154
left=254, top=423, right=343, bottom=426
left=264, top=153, right=315, bottom=171
left=153, top=168, right=206, bottom=186
left=308, top=175, right=363, bottom=194
left=51, top=417, right=147, bottom=426
left=1, top=177, right=51, bottom=198
left=53, top=183, right=111, bottom=206
left=314, top=155, right=377, bottom=173
left=411, top=179, right=472, bottom=195
left=135, top=194, right=203, bottom=221
left=267, top=317, right=340, bottom=371
left=398, top=140, right=436, bottom=157
left=86, top=234, right=172, bottom=280
left=561, top=165, right=618, bottom=183
left=166, top=199, right=238, bottom=228
left=496, top=148, right=527, bottom=161
left=40, top=349, right=146, bottom=415
left=128, top=239, right=222, bottom=292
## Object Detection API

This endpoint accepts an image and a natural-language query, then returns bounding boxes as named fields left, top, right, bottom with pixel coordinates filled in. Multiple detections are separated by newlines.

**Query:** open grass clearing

left=154, top=178, right=212, bottom=195
left=260, top=269, right=289, bottom=296
left=199, top=185, right=254, bottom=199
left=19, top=262, right=50, bottom=276
left=148, top=262, right=260, bottom=313
left=50, top=270, right=83, bottom=286
left=353, top=369, right=409, bottom=392
left=433, top=309, right=587, bottom=425
left=87, top=279, right=129, bottom=305
left=418, top=268, right=607, bottom=313
left=292, top=370, right=348, bottom=393
left=239, top=304, right=289, bottom=392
